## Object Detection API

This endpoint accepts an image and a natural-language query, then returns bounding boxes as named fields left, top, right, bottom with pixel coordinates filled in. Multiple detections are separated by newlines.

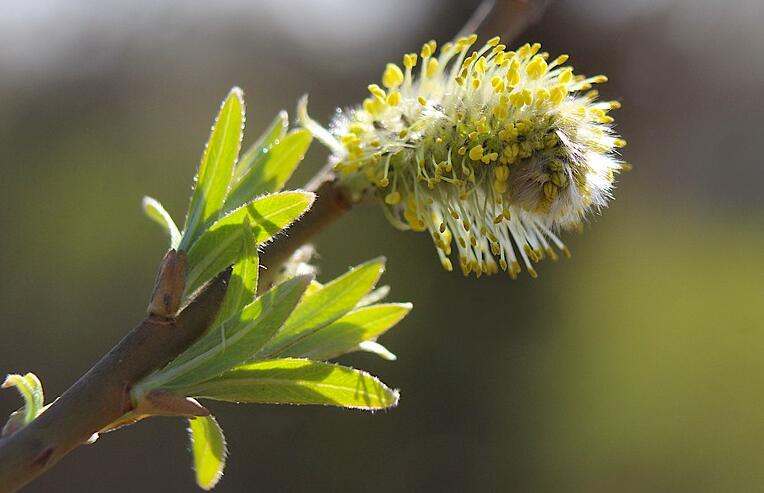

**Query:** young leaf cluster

left=134, top=88, right=410, bottom=489
left=1, top=374, right=45, bottom=437
left=2, top=88, right=411, bottom=491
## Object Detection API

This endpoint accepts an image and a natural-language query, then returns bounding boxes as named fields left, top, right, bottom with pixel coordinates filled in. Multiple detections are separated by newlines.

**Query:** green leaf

left=185, top=191, right=314, bottom=296
left=183, top=358, right=399, bottom=410
left=188, top=414, right=227, bottom=490
left=356, top=285, right=390, bottom=308
left=257, top=258, right=386, bottom=358
left=356, top=340, right=397, bottom=361
left=225, top=129, right=313, bottom=211
left=142, top=196, right=182, bottom=248
left=304, top=280, right=323, bottom=297
left=2, top=373, right=44, bottom=425
left=214, top=220, right=259, bottom=325
left=156, top=275, right=312, bottom=390
left=232, top=111, right=287, bottom=181
left=163, top=222, right=259, bottom=381
left=181, top=87, right=245, bottom=250
left=276, top=303, right=410, bottom=361
left=297, top=95, right=346, bottom=156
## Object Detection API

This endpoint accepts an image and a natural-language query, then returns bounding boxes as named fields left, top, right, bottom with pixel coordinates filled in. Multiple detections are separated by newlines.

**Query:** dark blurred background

left=1, top=0, right=763, bottom=491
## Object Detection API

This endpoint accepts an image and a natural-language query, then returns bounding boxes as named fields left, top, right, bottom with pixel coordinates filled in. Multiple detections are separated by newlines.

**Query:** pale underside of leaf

left=356, top=285, right=390, bottom=308
left=356, top=340, right=397, bottom=361
left=142, top=196, right=181, bottom=248
left=2, top=373, right=44, bottom=425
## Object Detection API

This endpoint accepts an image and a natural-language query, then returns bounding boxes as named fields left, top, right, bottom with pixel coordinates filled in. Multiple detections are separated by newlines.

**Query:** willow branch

left=0, top=264, right=230, bottom=493
left=0, top=4, right=555, bottom=490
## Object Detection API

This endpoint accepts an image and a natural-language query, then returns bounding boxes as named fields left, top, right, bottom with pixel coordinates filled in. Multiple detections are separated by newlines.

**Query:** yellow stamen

left=382, top=63, right=404, bottom=89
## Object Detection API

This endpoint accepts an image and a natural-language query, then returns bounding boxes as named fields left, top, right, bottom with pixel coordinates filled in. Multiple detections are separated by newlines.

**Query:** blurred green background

left=1, top=0, right=762, bottom=491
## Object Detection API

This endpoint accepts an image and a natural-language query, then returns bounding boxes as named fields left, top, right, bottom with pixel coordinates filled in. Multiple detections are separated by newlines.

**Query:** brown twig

left=457, top=0, right=554, bottom=41
left=257, top=177, right=354, bottom=293
left=0, top=263, right=229, bottom=493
